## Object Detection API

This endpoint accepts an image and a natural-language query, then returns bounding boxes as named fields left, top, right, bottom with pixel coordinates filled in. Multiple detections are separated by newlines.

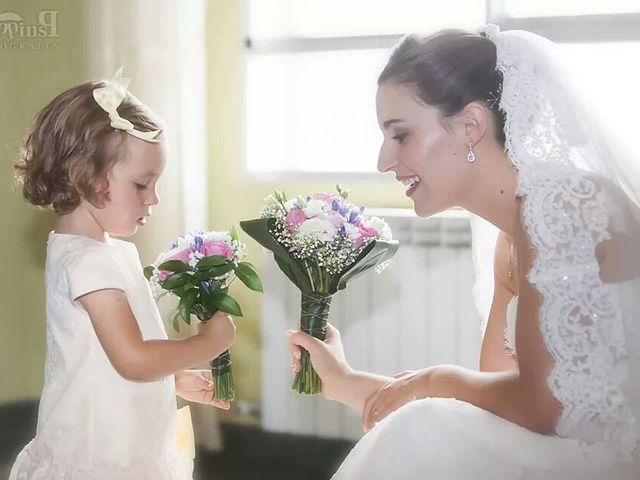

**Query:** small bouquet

left=144, top=229, right=263, bottom=401
left=241, top=186, right=398, bottom=394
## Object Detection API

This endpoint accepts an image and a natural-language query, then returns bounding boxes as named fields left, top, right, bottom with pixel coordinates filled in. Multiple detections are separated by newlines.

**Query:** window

left=244, top=0, right=640, bottom=177
left=559, top=42, right=640, bottom=147
left=503, top=0, right=640, bottom=18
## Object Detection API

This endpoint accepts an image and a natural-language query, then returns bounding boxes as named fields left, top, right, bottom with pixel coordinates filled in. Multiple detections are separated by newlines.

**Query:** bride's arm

left=363, top=222, right=562, bottom=434
left=287, top=325, right=392, bottom=410
left=479, top=231, right=518, bottom=372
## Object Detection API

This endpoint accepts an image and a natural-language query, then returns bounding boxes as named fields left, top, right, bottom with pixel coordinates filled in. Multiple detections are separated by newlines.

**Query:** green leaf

left=157, top=260, right=190, bottom=273
left=240, top=218, right=312, bottom=292
left=172, top=312, right=181, bottom=333
left=162, top=272, right=192, bottom=290
left=143, top=266, right=154, bottom=281
left=332, top=239, right=400, bottom=292
left=171, top=284, right=196, bottom=298
left=195, top=263, right=234, bottom=281
left=209, top=292, right=243, bottom=316
left=178, top=290, right=198, bottom=325
left=235, top=262, right=263, bottom=292
left=196, top=255, right=228, bottom=269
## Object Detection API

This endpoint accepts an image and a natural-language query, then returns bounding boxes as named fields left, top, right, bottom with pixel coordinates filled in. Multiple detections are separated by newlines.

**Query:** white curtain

left=85, top=0, right=220, bottom=451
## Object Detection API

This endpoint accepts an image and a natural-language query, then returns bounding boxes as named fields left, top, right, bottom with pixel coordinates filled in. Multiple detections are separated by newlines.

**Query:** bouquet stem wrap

left=292, top=292, right=333, bottom=394
left=210, top=349, right=234, bottom=401
left=197, top=309, right=235, bottom=402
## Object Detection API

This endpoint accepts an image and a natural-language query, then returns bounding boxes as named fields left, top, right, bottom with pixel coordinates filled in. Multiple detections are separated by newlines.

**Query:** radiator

left=260, top=209, right=482, bottom=440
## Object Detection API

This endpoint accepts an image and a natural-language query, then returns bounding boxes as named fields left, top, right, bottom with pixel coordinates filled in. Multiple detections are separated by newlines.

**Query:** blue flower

left=200, top=280, right=212, bottom=295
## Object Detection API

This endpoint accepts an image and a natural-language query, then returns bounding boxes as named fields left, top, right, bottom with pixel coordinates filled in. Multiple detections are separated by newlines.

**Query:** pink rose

left=285, top=208, right=307, bottom=231
left=202, top=241, right=234, bottom=259
left=356, top=223, right=378, bottom=246
left=158, top=248, right=191, bottom=281
left=310, top=192, right=340, bottom=203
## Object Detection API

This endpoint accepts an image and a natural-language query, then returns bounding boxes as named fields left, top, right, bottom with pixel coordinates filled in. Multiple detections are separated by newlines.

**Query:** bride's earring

left=467, top=140, right=476, bottom=163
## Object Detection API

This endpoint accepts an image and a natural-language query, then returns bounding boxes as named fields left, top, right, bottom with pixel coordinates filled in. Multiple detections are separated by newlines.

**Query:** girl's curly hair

left=15, top=81, right=164, bottom=214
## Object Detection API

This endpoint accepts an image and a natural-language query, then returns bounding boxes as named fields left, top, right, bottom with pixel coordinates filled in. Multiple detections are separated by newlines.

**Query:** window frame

left=241, top=0, right=640, bottom=180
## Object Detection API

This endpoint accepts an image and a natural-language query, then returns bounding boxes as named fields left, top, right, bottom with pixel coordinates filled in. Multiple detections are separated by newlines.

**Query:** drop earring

left=467, top=140, right=476, bottom=163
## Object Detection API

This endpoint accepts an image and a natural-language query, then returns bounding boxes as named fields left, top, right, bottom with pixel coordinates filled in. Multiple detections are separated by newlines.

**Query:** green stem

left=291, top=291, right=332, bottom=395
left=210, top=349, right=235, bottom=401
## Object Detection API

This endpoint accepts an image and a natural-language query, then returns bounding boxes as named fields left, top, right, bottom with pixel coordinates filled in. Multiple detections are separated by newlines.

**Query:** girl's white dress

left=9, top=232, right=193, bottom=480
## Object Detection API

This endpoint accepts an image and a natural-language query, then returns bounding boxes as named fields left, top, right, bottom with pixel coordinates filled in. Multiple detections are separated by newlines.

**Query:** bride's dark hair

left=378, top=29, right=506, bottom=145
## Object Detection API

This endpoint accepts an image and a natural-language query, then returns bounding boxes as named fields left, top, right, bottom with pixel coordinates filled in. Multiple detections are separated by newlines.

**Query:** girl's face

left=376, top=82, right=472, bottom=217
left=90, top=136, right=167, bottom=237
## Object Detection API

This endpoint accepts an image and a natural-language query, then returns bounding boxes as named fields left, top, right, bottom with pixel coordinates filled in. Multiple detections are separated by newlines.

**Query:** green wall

left=0, top=0, right=86, bottom=403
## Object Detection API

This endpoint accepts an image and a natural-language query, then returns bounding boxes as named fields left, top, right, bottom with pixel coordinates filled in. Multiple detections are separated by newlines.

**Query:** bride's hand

left=175, top=370, right=231, bottom=410
left=362, top=368, right=432, bottom=432
left=286, top=323, right=351, bottom=401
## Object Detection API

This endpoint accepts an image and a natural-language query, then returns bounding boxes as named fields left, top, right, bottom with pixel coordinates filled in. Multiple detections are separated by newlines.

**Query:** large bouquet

left=241, top=186, right=398, bottom=394
left=144, top=229, right=262, bottom=401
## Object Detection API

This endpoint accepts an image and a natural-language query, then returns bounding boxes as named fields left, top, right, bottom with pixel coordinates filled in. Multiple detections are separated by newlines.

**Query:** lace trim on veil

left=493, top=31, right=638, bottom=459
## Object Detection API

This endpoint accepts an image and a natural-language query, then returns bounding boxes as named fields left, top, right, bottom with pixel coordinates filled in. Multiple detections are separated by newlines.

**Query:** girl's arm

left=78, top=288, right=235, bottom=382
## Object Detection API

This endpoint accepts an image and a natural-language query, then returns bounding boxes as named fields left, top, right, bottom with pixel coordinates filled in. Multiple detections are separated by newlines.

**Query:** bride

left=287, top=25, right=640, bottom=479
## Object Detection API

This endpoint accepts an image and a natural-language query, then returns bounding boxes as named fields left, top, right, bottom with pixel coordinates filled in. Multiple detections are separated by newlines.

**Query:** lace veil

left=470, top=25, right=640, bottom=462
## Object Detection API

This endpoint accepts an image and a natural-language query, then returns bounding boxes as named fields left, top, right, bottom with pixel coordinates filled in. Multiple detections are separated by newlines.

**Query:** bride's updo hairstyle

left=378, top=29, right=506, bottom=146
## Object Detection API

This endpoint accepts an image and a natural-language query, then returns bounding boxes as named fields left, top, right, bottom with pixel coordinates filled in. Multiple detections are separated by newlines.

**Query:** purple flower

left=331, top=199, right=350, bottom=217
left=348, top=210, right=361, bottom=224
left=193, top=235, right=204, bottom=252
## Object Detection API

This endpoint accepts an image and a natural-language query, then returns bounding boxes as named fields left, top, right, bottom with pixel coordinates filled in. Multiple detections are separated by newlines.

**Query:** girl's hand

left=197, top=311, right=236, bottom=357
left=362, top=368, right=432, bottom=432
left=175, top=370, right=231, bottom=410
left=286, top=323, right=351, bottom=402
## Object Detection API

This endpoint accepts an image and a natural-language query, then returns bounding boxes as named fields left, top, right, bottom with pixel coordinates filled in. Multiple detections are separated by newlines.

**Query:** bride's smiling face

left=376, top=82, right=472, bottom=217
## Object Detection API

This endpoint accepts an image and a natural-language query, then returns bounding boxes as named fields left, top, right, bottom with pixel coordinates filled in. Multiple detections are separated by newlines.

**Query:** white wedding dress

left=333, top=27, right=640, bottom=480
left=333, top=291, right=639, bottom=479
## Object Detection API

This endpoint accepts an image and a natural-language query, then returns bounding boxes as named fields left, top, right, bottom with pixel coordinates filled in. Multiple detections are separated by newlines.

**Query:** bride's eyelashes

left=392, top=132, right=408, bottom=144
left=134, top=182, right=148, bottom=190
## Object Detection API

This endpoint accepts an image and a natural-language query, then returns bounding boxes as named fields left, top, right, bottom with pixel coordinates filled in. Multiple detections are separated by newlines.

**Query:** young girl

left=9, top=71, right=235, bottom=480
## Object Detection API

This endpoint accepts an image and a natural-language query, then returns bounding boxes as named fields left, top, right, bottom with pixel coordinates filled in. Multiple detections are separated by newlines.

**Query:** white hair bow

left=92, top=66, right=161, bottom=143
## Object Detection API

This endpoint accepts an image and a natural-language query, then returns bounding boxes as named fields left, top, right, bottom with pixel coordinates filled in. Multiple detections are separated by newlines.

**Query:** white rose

left=298, top=217, right=336, bottom=242
left=363, top=216, right=393, bottom=241
left=203, top=231, right=232, bottom=244
left=343, top=223, right=361, bottom=242
left=305, top=198, right=329, bottom=218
